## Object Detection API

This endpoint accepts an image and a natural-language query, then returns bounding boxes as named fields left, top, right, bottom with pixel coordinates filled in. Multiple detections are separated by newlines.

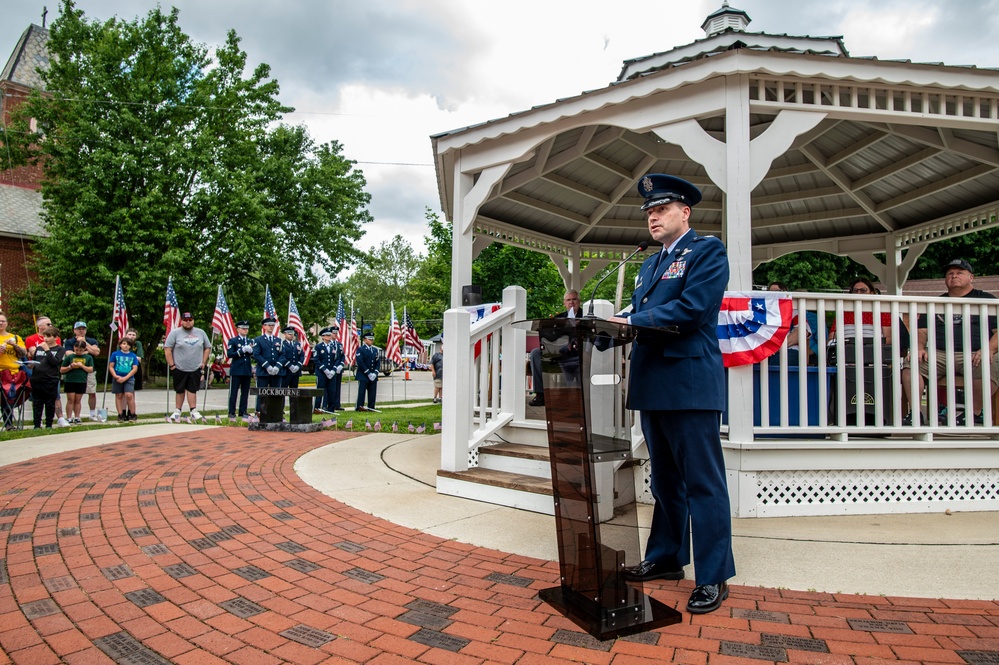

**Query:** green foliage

left=472, top=243, right=563, bottom=318
left=4, top=1, right=371, bottom=352
left=345, top=235, right=421, bottom=325
left=408, top=209, right=451, bottom=332
left=907, top=227, right=999, bottom=280
left=752, top=251, right=864, bottom=292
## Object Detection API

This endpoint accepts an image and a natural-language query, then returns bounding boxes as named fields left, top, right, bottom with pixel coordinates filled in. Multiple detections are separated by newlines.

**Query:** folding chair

left=1, top=369, right=31, bottom=431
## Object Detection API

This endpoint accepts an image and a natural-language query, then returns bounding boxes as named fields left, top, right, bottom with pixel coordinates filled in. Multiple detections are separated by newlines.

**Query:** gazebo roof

left=432, top=5, right=999, bottom=271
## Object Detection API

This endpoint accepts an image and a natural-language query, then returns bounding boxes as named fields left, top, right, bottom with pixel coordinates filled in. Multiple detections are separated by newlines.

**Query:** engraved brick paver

left=0, top=428, right=997, bottom=665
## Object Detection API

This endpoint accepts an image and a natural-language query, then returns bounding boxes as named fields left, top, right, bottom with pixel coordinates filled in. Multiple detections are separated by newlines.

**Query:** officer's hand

left=367, top=372, right=377, bottom=382
left=289, top=364, right=300, bottom=374
left=324, top=369, right=334, bottom=379
left=336, top=365, right=343, bottom=373
left=242, top=344, right=253, bottom=354
left=267, top=365, right=279, bottom=376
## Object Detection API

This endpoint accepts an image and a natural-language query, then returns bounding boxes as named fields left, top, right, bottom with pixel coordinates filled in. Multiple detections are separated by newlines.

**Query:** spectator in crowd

left=109, top=337, right=139, bottom=422
left=60, top=339, right=94, bottom=424
left=64, top=322, right=101, bottom=421
left=0, top=313, right=28, bottom=429
left=430, top=342, right=443, bottom=404
left=768, top=282, right=811, bottom=365
left=355, top=332, right=379, bottom=411
left=828, top=278, right=896, bottom=343
left=901, top=259, right=999, bottom=426
left=124, top=328, right=144, bottom=390
left=30, top=326, right=64, bottom=429
left=25, top=316, right=68, bottom=426
left=164, top=312, right=211, bottom=422
left=528, top=290, right=583, bottom=407
left=226, top=320, right=254, bottom=419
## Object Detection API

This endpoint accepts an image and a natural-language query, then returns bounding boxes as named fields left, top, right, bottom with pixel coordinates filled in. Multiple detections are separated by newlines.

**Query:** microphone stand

left=585, top=242, right=648, bottom=318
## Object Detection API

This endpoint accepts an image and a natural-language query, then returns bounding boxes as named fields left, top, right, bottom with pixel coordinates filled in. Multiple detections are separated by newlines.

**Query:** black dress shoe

left=529, top=394, right=545, bottom=406
left=623, top=560, right=684, bottom=582
left=686, top=582, right=728, bottom=614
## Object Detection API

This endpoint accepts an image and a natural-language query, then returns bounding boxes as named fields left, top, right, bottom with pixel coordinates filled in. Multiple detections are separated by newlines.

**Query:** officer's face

left=646, top=201, right=690, bottom=246
left=263, top=323, right=275, bottom=334
left=284, top=332, right=295, bottom=341
left=237, top=327, right=249, bottom=336
left=322, top=335, right=333, bottom=342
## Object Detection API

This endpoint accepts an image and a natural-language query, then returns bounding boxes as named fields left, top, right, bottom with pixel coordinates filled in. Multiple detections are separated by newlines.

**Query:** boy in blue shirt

left=109, top=338, right=140, bottom=422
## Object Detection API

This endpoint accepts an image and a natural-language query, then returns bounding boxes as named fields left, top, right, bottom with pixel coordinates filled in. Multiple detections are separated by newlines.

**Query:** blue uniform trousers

left=355, top=374, right=377, bottom=409
left=228, top=375, right=251, bottom=417
left=315, top=372, right=342, bottom=410
left=640, top=409, right=735, bottom=585
left=255, top=374, right=279, bottom=410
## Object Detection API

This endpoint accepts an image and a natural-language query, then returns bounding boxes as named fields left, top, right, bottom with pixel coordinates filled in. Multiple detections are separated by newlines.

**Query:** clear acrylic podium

left=516, top=318, right=681, bottom=640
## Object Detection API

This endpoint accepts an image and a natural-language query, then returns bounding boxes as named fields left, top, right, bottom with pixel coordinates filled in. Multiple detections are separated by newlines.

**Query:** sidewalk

left=0, top=424, right=996, bottom=664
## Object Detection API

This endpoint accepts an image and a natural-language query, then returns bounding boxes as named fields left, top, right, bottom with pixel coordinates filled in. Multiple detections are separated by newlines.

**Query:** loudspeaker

left=462, top=285, right=482, bottom=306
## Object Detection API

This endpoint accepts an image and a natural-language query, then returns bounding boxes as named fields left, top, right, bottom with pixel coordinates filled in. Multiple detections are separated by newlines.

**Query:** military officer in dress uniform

left=252, top=317, right=282, bottom=410
left=355, top=332, right=379, bottom=411
left=280, top=326, right=304, bottom=389
left=314, top=326, right=346, bottom=413
left=226, top=320, right=254, bottom=418
left=608, top=173, right=735, bottom=615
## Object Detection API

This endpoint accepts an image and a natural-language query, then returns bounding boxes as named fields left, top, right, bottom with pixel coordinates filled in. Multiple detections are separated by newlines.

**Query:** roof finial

left=701, top=1, right=751, bottom=37
left=41, top=6, right=48, bottom=28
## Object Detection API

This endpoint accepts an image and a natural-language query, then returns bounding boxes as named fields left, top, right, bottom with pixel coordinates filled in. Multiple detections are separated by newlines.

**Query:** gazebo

left=431, top=2, right=999, bottom=518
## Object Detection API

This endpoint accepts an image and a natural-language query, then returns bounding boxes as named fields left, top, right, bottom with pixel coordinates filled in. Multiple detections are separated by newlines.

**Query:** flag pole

left=100, top=275, right=120, bottom=416
left=201, top=328, right=217, bottom=413
left=165, top=276, right=174, bottom=418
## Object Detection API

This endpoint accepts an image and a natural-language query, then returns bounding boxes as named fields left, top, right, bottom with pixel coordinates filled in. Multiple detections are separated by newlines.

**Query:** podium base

left=538, top=585, right=682, bottom=641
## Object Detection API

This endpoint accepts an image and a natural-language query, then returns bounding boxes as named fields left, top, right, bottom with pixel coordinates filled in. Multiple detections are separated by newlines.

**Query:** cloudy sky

left=5, top=0, right=999, bottom=272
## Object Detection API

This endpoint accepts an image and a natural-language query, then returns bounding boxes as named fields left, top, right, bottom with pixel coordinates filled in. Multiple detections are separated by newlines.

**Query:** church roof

left=0, top=184, right=45, bottom=238
left=1, top=24, right=50, bottom=90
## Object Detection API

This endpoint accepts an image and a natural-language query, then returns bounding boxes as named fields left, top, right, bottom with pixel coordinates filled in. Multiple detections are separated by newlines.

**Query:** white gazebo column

left=449, top=161, right=509, bottom=308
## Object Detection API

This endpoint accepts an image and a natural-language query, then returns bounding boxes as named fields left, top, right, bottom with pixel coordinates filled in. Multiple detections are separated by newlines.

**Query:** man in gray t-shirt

left=164, top=312, right=212, bottom=421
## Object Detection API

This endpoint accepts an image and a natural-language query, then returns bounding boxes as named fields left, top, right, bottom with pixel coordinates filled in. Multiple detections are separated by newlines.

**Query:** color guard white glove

left=336, top=365, right=343, bottom=373
left=267, top=365, right=279, bottom=376
left=367, top=372, right=377, bottom=382
left=324, top=369, right=334, bottom=379
left=289, top=365, right=300, bottom=374
left=242, top=344, right=253, bottom=354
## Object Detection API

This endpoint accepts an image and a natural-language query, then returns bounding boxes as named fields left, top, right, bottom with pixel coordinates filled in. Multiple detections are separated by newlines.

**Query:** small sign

left=95, top=632, right=171, bottom=665
left=343, top=568, right=384, bottom=584
left=275, top=541, right=308, bottom=554
left=280, top=625, right=336, bottom=647
left=141, top=544, right=170, bottom=557
left=408, top=628, right=470, bottom=653
left=285, top=559, right=321, bottom=573
left=719, top=641, right=788, bottom=662
left=847, top=619, right=913, bottom=634
left=164, top=563, right=198, bottom=579
left=220, top=598, right=266, bottom=618
left=101, top=565, right=134, bottom=581
left=761, top=633, right=829, bottom=653
left=233, top=566, right=272, bottom=582
left=125, top=588, right=167, bottom=608
left=486, top=572, right=533, bottom=588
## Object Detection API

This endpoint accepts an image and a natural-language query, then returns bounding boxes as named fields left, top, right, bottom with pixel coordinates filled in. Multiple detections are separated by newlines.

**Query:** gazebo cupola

left=701, top=1, right=751, bottom=37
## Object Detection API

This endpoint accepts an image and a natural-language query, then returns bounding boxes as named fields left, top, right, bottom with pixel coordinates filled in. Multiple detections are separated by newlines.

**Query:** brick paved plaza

left=1, top=428, right=997, bottom=664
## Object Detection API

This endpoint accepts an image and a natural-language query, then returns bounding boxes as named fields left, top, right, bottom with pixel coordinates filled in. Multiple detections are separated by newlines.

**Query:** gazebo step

left=477, top=442, right=551, bottom=478
left=479, top=442, right=549, bottom=461
left=437, top=467, right=552, bottom=494
left=436, top=468, right=554, bottom=515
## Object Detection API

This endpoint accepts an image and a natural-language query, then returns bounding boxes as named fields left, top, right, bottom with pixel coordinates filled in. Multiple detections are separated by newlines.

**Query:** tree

left=345, top=235, right=421, bottom=330
left=4, top=0, right=371, bottom=356
left=752, top=252, right=862, bottom=292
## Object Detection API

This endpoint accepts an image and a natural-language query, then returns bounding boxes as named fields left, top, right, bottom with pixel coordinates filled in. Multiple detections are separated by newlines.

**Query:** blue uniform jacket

left=627, top=230, right=729, bottom=412
left=226, top=335, right=254, bottom=377
left=252, top=334, right=284, bottom=377
left=355, top=344, right=379, bottom=377
left=314, top=341, right=345, bottom=374
left=281, top=340, right=304, bottom=377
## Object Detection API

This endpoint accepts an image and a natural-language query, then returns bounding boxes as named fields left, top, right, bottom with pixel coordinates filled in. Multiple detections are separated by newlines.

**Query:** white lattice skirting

left=636, top=448, right=999, bottom=517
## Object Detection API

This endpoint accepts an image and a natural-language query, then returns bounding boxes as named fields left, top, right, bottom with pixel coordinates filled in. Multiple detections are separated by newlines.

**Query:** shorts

left=172, top=368, right=202, bottom=394
left=64, top=382, right=86, bottom=395
left=111, top=378, right=135, bottom=394
left=86, top=372, right=97, bottom=394
left=433, top=379, right=442, bottom=389
left=903, top=351, right=999, bottom=386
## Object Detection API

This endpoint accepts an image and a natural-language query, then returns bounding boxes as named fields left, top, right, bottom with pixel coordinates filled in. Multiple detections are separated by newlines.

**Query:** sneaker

left=117, top=413, right=125, bottom=423
left=901, top=412, right=914, bottom=426
left=955, top=412, right=985, bottom=426
left=56, top=417, right=69, bottom=428
left=170, top=410, right=181, bottom=422
left=72, top=418, right=81, bottom=425
left=190, top=409, right=202, bottom=421
left=128, top=413, right=138, bottom=422
left=89, top=410, right=97, bottom=421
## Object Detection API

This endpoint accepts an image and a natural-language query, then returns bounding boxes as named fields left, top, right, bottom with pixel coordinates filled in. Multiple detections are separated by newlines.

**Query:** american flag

left=346, top=303, right=359, bottom=366
left=385, top=303, right=404, bottom=365
left=263, top=285, right=281, bottom=332
left=403, top=307, right=424, bottom=357
left=163, top=276, right=181, bottom=337
left=391, top=421, right=398, bottom=433
left=416, top=424, right=426, bottom=434
left=374, top=420, right=382, bottom=432
left=287, top=294, right=311, bottom=364
left=335, top=295, right=348, bottom=350
left=407, top=423, right=415, bottom=433
left=212, top=285, right=238, bottom=342
left=111, top=275, right=129, bottom=335
left=344, top=418, right=353, bottom=430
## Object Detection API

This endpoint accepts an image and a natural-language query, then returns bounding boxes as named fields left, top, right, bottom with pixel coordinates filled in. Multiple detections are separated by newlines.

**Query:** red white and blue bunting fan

left=717, top=291, right=793, bottom=368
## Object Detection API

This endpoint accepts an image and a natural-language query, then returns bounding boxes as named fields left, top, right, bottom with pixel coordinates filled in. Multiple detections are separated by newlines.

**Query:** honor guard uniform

left=280, top=326, right=304, bottom=389
left=226, top=320, right=254, bottom=418
left=314, top=326, right=346, bottom=413
left=252, top=317, right=282, bottom=410
left=355, top=332, right=379, bottom=411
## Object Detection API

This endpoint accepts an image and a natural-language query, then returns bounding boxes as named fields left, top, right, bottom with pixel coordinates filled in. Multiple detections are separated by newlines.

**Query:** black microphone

left=585, top=241, right=649, bottom=318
